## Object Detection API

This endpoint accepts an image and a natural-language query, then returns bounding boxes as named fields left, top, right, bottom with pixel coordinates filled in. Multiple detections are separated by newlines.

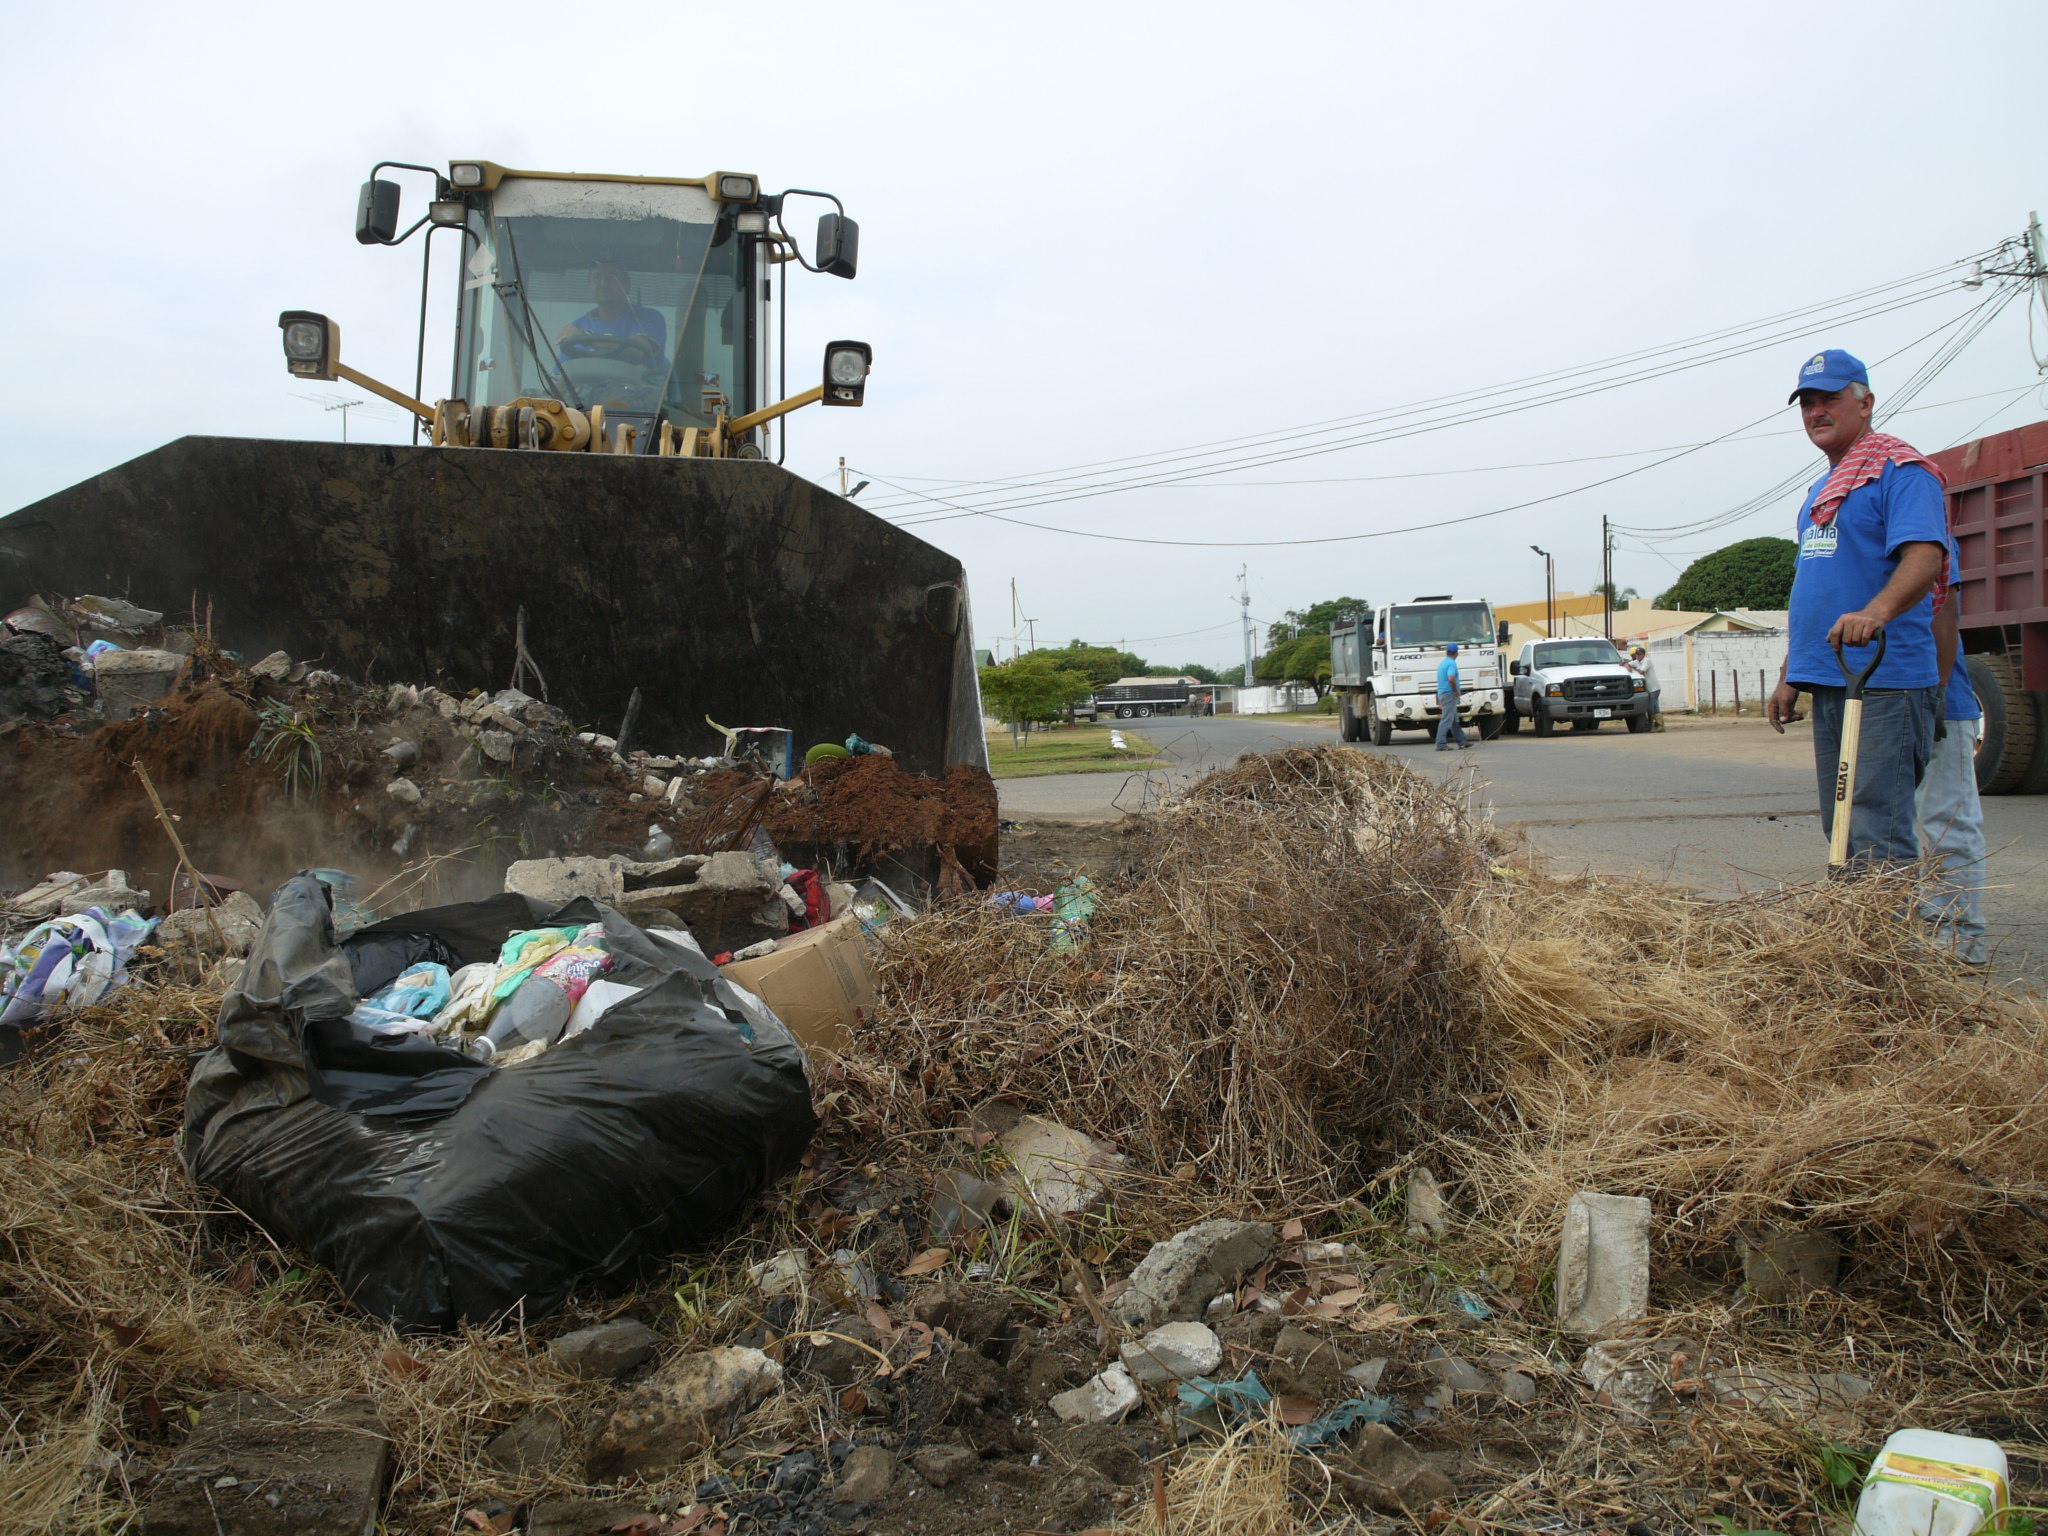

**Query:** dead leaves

left=896, top=1246, right=950, bottom=1278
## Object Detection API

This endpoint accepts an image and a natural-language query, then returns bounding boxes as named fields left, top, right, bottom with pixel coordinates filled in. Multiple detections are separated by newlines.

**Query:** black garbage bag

left=182, top=874, right=818, bottom=1329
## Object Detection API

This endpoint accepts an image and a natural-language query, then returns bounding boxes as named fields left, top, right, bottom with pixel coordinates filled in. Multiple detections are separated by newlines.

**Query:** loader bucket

left=0, top=437, right=986, bottom=773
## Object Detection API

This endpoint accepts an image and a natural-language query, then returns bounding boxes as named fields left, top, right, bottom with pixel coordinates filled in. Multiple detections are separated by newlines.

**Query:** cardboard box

left=721, top=911, right=876, bottom=1057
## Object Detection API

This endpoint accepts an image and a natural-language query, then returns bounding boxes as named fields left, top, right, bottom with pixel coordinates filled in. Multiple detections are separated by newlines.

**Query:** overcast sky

left=8, top=1, right=2044, bottom=671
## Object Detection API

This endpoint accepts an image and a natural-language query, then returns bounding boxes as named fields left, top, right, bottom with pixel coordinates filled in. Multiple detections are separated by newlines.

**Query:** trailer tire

left=1970, top=653, right=2037, bottom=794
left=2023, top=689, right=2048, bottom=794
left=1136, top=705, right=1152, bottom=718
left=1366, top=694, right=1393, bottom=747
left=1117, top=705, right=1135, bottom=720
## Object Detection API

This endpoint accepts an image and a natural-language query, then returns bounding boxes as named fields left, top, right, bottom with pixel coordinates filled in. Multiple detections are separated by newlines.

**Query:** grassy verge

left=1234, top=709, right=1339, bottom=725
left=986, top=723, right=1161, bottom=777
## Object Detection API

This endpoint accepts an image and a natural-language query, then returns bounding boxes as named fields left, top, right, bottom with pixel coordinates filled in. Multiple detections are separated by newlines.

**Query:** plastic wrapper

left=182, top=874, right=817, bottom=1328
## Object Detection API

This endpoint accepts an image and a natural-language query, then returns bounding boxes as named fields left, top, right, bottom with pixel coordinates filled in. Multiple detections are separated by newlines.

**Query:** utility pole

left=1237, top=565, right=1255, bottom=693
left=1025, top=617, right=1037, bottom=653
left=325, top=398, right=366, bottom=442
left=1530, top=545, right=1555, bottom=637
left=839, top=456, right=848, bottom=498
left=1602, top=516, right=1614, bottom=640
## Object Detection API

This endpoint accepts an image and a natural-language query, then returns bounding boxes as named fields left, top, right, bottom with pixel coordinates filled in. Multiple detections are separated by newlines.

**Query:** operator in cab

left=555, top=259, right=667, bottom=366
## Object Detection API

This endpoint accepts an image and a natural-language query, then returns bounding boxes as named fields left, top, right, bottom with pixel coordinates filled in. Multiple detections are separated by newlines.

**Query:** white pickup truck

left=1506, top=637, right=1648, bottom=736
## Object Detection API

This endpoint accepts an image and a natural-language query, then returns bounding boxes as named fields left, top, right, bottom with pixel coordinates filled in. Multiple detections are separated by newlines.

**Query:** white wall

left=1687, top=629, right=1788, bottom=714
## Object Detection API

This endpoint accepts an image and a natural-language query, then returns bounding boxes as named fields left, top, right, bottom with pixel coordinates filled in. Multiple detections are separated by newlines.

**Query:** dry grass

left=856, top=748, right=1503, bottom=1228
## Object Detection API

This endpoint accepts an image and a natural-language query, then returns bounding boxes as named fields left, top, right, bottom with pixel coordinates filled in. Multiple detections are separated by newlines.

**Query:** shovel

left=1827, top=626, right=1887, bottom=867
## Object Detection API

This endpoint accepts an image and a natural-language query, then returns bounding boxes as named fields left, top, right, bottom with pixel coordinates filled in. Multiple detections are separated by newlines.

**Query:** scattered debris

left=1048, top=1363, right=1141, bottom=1424
left=1111, top=1219, right=1276, bottom=1330
left=1120, top=1321, right=1224, bottom=1385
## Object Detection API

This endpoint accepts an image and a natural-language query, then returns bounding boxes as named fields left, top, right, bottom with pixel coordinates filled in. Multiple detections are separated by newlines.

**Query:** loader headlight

left=822, top=340, right=872, bottom=406
left=449, top=162, right=487, bottom=188
left=714, top=173, right=760, bottom=202
left=734, top=209, right=770, bottom=234
left=278, top=311, right=338, bottom=380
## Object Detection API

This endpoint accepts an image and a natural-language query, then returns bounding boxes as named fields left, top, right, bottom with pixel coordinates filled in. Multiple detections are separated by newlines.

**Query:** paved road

left=996, top=714, right=2048, bottom=982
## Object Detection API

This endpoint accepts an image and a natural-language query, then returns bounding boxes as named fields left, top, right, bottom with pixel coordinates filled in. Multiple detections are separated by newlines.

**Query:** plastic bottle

left=466, top=975, right=573, bottom=1063
left=1853, top=1429, right=2009, bottom=1536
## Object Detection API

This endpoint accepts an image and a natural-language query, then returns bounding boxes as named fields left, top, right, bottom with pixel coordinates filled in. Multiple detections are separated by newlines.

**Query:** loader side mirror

left=822, top=340, right=871, bottom=406
left=279, top=311, right=339, bottom=381
left=816, top=213, right=859, bottom=279
left=357, top=178, right=402, bottom=245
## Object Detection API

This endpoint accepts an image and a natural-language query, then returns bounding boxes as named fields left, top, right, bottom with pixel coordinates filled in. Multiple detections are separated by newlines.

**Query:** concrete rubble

left=1555, top=1190, right=1651, bottom=1335
left=1119, top=1320, right=1223, bottom=1384
left=137, top=1392, right=391, bottom=1536
left=583, top=1346, right=783, bottom=1481
left=1110, top=1218, right=1277, bottom=1330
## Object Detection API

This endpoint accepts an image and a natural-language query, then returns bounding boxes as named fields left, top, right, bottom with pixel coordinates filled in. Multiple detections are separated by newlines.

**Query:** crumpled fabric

left=364, top=961, right=451, bottom=1020
left=487, top=926, right=585, bottom=1005
left=532, top=944, right=613, bottom=1008
left=434, top=962, right=502, bottom=1033
left=0, top=906, right=158, bottom=1027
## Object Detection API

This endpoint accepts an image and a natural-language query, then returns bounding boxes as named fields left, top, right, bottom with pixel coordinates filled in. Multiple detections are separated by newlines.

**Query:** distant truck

left=1094, top=677, right=1193, bottom=720
left=1505, top=637, right=1649, bottom=735
left=1329, top=596, right=1507, bottom=745
left=1930, top=419, right=2048, bottom=794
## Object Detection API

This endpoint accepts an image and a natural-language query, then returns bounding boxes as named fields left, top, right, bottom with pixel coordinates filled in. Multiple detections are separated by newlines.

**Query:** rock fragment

left=1048, top=1364, right=1140, bottom=1424
left=833, top=1445, right=897, bottom=1503
left=1555, top=1191, right=1650, bottom=1335
left=1331, top=1423, right=1455, bottom=1513
left=1111, top=1219, right=1276, bottom=1331
left=1119, top=1321, right=1223, bottom=1385
left=136, top=1392, right=390, bottom=1536
left=548, top=1319, right=664, bottom=1380
left=584, top=1347, right=782, bottom=1481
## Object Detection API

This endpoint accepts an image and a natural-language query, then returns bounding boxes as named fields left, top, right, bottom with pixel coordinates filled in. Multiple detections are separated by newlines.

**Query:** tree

left=1033, top=642, right=1128, bottom=690
left=979, top=654, right=1095, bottom=734
left=1654, top=538, right=1797, bottom=611
left=1593, top=581, right=1639, bottom=604
left=1178, top=662, right=1222, bottom=684
left=1267, top=596, right=1370, bottom=646
left=1258, top=634, right=1335, bottom=698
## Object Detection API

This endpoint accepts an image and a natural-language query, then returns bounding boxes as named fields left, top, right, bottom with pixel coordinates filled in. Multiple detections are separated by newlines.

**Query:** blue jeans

left=1807, top=684, right=1937, bottom=866
left=1435, top=693, right=1467, bottom=748
left=1914, top=717, right=1989, bottom=962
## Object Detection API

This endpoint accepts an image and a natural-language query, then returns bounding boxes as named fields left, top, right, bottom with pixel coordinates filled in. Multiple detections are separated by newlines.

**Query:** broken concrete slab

left=137, top=1392, right=390, bottom=1536
left=999, top=1113, right=1124, bottom=1216
left=60, top=871, right=151, bottom=915
left=548, top=1319, right=664, bottom=1380
left=585, top=1346, right=782, bottom=1482
left=92, top=648, right=184, bottom=719
left=585, top=1346, right=781, bottom=1482
left=155, top=891, right=265, bottom=960
left=7, top=871, right=87, bottom=917
left=1111, top=1219, right=1277, bottom=1331
left=1556, top=1191, right=1650, bottom=1335
left=505, top=856, right=627, bottom=909
left=1049, top=1363, right=1140, bottom=1424
left=1120, top=1321, right=1223, bottom=1385
left=1739, top=1225, right=1841, bottom=1303
left=247, top=651, right=293, bottom=682
left=1580, top=1336, right=1697, bottom=1422
left=1707, top=1366, right=1870, bottom=1431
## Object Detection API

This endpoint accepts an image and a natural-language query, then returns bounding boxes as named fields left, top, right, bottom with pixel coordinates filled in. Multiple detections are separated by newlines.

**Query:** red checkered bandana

left=1809, top=431, right=1951, bottom=610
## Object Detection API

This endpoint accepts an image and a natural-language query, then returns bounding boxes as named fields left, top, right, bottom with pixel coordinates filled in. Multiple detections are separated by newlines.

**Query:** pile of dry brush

left=857, top=745, right=2048, bottom=1296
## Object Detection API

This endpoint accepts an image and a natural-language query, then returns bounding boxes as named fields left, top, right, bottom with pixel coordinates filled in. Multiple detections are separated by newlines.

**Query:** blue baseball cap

left=1789, top=348, right=1869, bottom=403
left=1446, top=642, right=1460, bottom=655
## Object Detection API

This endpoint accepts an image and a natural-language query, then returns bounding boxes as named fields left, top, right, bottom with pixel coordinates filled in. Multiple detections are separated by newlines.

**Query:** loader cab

left=451, top=168, right=765, bottom=453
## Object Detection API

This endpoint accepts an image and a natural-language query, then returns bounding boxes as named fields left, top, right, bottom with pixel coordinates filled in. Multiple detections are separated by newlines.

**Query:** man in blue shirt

left=1915, top=537, right=1989, bottom=964
left=1766, top=350, right=1947, bottom=866
left=1435, top=643, right=1470, bottom=751
left=555, top=259, right=667, bottom=366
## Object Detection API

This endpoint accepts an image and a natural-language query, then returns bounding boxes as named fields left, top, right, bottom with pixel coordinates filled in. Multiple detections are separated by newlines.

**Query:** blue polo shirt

left=1437, top=657, right=1460, bottom=696
left=561, top=304, right=667, bottom=361
left=1944, top=652, right=1981, bottom=720
left=1787, top=460, right=1946, bottom=690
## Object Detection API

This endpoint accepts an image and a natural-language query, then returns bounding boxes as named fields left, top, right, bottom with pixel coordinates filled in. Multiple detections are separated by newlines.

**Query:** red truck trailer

left=1931, top=419, right=2048, bottom=793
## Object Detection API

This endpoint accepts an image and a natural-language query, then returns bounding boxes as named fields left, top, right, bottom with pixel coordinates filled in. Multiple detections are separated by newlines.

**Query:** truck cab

left=1330, top=596, right=1506, bottom=745
left=1507, top=637, right=1648, bottom=736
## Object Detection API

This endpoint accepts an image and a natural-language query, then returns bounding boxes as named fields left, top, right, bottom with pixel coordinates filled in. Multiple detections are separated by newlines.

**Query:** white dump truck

left=1329, top=596, right=1507, bottom=745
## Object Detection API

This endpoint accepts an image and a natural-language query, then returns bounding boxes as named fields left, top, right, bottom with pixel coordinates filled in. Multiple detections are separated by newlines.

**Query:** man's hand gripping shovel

left=1827, top=627, right=1887, bottom=868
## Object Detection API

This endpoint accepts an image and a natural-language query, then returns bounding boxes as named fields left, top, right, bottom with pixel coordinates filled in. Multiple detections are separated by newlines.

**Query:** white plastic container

left=1854, top=1429, right=2009, bottom=1536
